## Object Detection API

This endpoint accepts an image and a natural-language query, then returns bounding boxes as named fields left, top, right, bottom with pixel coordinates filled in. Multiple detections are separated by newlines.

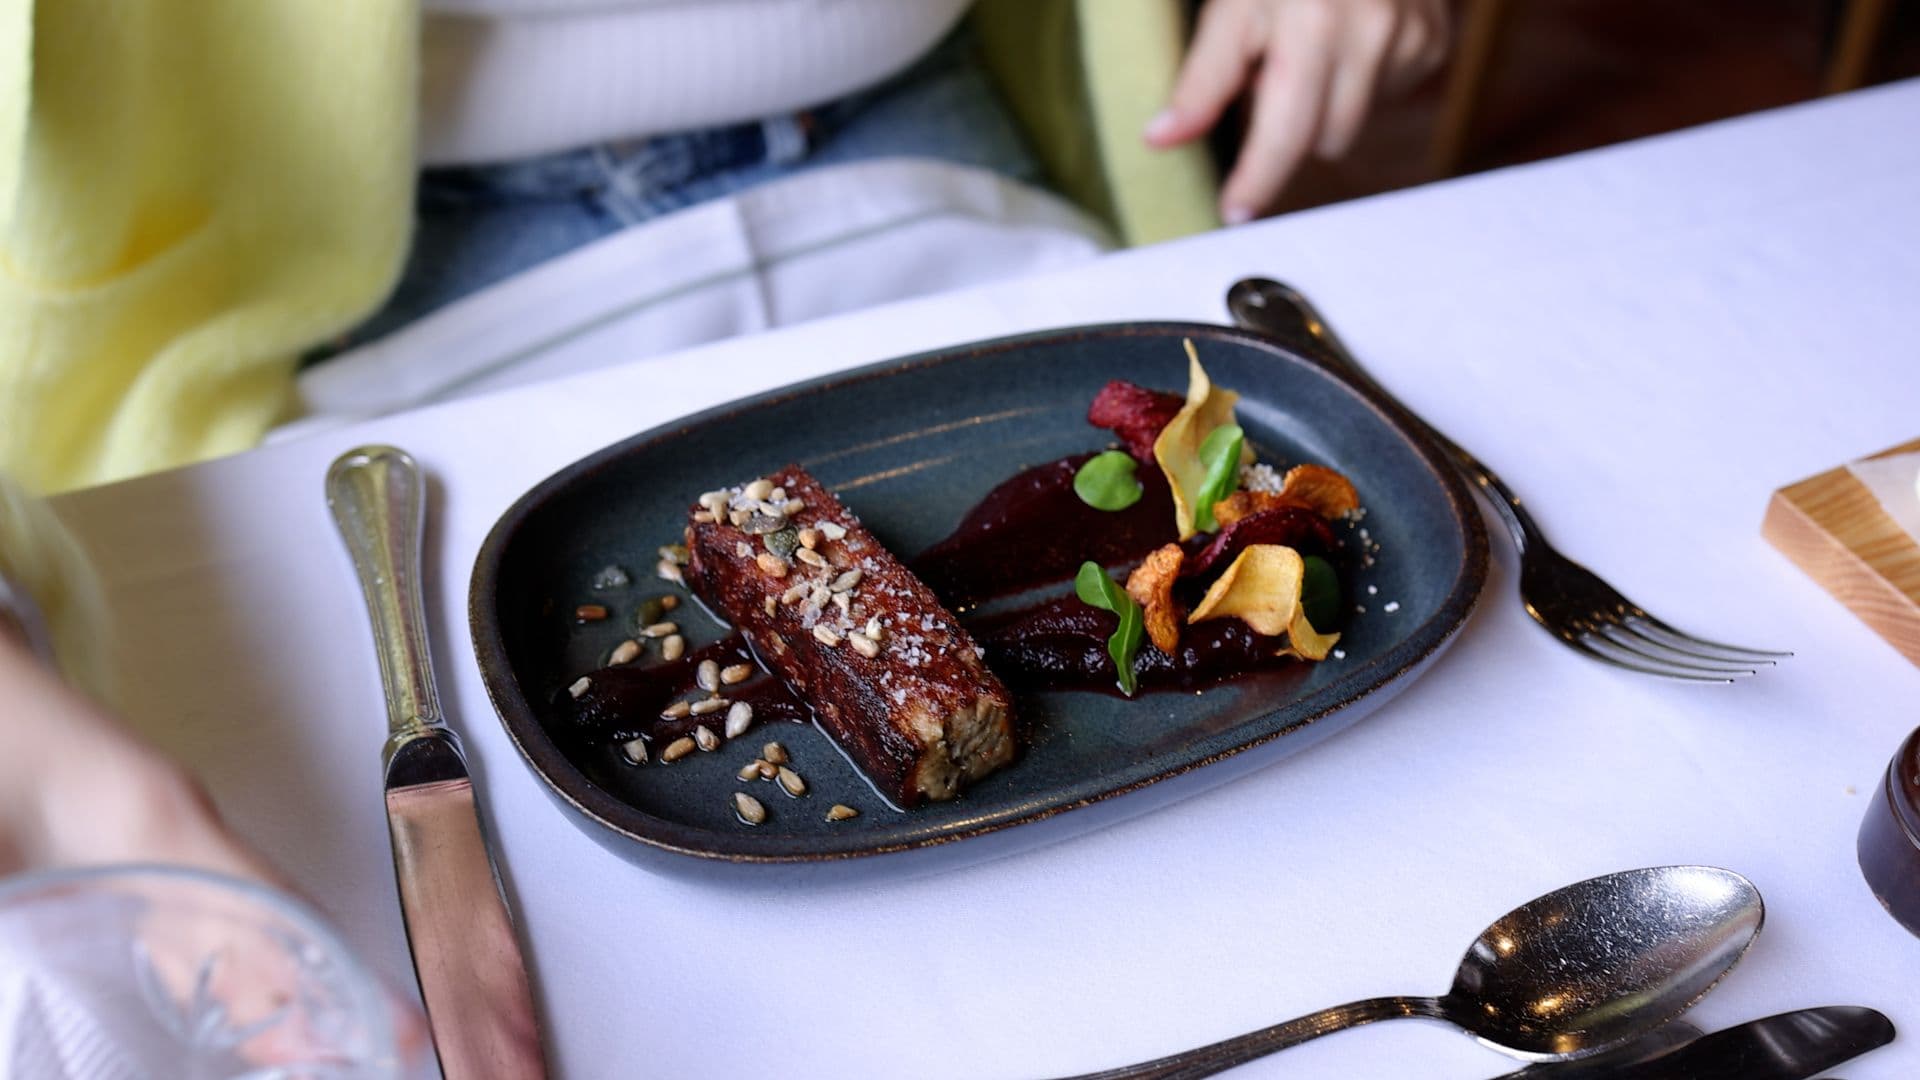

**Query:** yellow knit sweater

left=0, top=0, right=416, bottom=494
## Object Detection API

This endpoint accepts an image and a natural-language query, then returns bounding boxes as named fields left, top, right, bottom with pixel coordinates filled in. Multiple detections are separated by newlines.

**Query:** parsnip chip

left=1153, top=341, right=1246, bottom=540
left=1186, top=544, right=1303, bottom=637
left=1278, top=464, right=1359, bottom=520
left=1277, top=607, right=1341, bottom=661
left=1124, top=544, right=1186, bottom=654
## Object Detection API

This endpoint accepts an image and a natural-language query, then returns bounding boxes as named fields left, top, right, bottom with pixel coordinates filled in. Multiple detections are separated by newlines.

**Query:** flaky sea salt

left=1239, top=462, right=1284, bottom=493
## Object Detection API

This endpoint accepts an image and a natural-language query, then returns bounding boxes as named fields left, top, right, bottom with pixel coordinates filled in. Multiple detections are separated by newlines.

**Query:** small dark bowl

left=1859, top=725, right=1920, bottom=936
left=470, top=322, right=1488, bottom=883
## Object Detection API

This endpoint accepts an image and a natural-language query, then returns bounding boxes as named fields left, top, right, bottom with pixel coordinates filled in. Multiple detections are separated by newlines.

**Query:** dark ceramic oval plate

left=471, top=322, right=1487, bottom=881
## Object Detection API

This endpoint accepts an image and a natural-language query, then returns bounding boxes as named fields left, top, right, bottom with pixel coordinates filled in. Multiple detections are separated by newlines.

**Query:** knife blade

left=329, top=445, right=548, bottom=1080
left=1489, top=1006, right=1894, bottom=1080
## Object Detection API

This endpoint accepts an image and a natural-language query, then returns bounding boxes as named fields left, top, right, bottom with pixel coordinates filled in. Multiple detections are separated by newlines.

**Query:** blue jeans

left=340, top=29, right=1042, bottom=349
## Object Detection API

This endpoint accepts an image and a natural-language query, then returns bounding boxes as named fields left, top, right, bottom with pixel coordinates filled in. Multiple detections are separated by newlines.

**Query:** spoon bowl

left=1444, top=865, right=1765, bottom=1060
left=1061, top=865, right=1764, bottom=1079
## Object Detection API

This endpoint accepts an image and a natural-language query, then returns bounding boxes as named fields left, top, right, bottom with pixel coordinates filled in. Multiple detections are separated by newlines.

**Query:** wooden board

left=1764, top=437, right=1920, bottom=667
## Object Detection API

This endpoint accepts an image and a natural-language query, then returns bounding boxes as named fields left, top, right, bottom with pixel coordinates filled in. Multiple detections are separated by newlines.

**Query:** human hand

left=0, top=631, right=435, bottom=1068
left=1147, top=0, right=1451, bottom=223
left=0, top=632, right=286, bottom=885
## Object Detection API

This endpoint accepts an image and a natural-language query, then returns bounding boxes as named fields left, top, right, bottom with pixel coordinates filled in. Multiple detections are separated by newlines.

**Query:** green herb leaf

left=1075, top=561, right=1144, bottom=696
left=1073, top=451, right=1145, bottom=511
left=1300, top=555, right=1341, bottom=632
left=1192, top=424, right=1245, bottom=533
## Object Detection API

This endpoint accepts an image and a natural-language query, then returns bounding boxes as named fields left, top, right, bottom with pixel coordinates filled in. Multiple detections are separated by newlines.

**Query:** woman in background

left=351, top=0, right=1451, bottom=346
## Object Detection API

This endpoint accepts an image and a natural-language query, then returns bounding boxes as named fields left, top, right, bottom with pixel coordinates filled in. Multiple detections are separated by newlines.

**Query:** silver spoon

left=1058, top=866, right=1763, bottom=1079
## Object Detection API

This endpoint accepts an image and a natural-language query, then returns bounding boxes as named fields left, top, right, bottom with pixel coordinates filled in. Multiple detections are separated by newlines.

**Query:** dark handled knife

left=1490, top=1006, right=1894, bottom=1080
left=329, top=446, right=549, bottom=1079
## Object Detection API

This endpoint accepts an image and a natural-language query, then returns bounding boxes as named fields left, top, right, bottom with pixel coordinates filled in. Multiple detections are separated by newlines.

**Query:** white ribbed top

left=421, top=0, right=974, bottom=166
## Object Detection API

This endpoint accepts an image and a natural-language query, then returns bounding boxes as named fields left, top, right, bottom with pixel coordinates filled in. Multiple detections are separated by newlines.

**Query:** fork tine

left=1613, top=619, right=1777, bottom=667
left=1565, top=633, right=1739, bottom=684
left=1597, top=625, right=1759, bottom=678
left=1626, top=614, right=1791, bottom=661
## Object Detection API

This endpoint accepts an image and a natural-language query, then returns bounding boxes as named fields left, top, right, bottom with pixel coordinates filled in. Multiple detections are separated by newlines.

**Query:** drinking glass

left=0, top=863, right=414, bottom=1079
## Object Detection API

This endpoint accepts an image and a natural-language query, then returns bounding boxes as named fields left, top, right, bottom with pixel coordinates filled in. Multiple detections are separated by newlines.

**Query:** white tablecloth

left=53, top=80, right=1920, bottom=1078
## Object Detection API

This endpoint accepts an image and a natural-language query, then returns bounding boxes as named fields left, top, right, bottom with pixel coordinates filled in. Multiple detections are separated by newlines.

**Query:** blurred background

left=1272, top=0, right=1920, bottom=213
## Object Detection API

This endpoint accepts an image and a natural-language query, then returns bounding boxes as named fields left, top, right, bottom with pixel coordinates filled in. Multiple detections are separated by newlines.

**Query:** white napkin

left=284, top=158, right=1110, bottom=435
left=1847, top=449, right=1920, bottom=547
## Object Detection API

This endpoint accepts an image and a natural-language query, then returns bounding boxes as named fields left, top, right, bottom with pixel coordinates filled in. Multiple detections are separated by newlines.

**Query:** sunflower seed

left=794, top=547, right=827, bottom=568
left=697, top=659, right=721, bottom=692
left=721, top=663, right=752, bottom=685
left=660, top=701, right=691, bottom=720
left=755, top=552, right=789, bottom=578
left=725, top=701, right=754, bottom=738
left=762, top=742, right=788, bottom=766
left=690, top=697, right=729, bottom=716
left=797, top=528, right=821, bottom=550
left=737, top=760, right=763, bottom=781
left=770, top=486, right=787, bottom=502
left=699, top=491, right=729, bottom=515
left=831, top=592, right=852, bottom=617
left=743, top=478, right=774, bottom=502
left=567, top=677, right=591, bottom=699
left=756, top=760, right=778, bottom=779
left=694, top=725, right=720, bottom=752
left=780, top=499, right=806, bottom=516
left=692, top=510, right=716, bottom=524
left=777, top=766, right=807, bottom=797
left=818, top=522, right=847, bottom=541
left=661, top=634, right=686, bottom=661
left=780, top=584, right=808, bottom=606
left=658, top=544, right=689, bottom=565
left=812, top=624, right=841, bottom=647
left=827, top=804, right=859, bottom=821
left=621, top=738, right=648, bottom=764
left=830, top=568, right=862, bottom=593
left=849, top=632, right=881, bottom=658
left=641, top=621, right=679, bottom=638
left=660, top=736, right=696, bottom=762
left=609, top=639, right=642, bottom=665
left=763, top=595, right=778, bottom=617
left=656, top=559, right=684, bottom=584
left=734, top=792, right=767, bottom=825
left=864, top=617, right=885, bottom=640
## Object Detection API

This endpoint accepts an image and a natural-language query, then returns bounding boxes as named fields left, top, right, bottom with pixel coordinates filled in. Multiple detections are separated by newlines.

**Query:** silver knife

left=328, top=445, right=548, bottom=1079
left=1490, top=1006, right=1894, bottom=1080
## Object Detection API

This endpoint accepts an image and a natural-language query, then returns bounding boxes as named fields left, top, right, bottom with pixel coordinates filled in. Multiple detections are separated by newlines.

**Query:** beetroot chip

left=1182, top=506, right=1338, bottom=579
left=1087, top=380, right=1185, bottom=461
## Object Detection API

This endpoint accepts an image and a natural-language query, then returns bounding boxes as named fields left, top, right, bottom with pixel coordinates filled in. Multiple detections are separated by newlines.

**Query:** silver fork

left=1227, top=277, right=1788, bottom=682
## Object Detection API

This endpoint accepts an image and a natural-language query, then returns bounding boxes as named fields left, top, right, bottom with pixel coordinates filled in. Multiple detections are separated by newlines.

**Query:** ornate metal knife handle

left=325, top=445, right=460, bottom=772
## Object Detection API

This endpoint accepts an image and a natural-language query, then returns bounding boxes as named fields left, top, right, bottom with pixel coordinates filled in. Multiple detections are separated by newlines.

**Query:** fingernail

left=1222, top=205, right=1255, bottom=226
left=1143, top=109, right=1178, bottom=143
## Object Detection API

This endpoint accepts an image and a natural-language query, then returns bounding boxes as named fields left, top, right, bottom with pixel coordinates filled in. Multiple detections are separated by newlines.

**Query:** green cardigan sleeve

left=972, top=0, right=1219, bottom=246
